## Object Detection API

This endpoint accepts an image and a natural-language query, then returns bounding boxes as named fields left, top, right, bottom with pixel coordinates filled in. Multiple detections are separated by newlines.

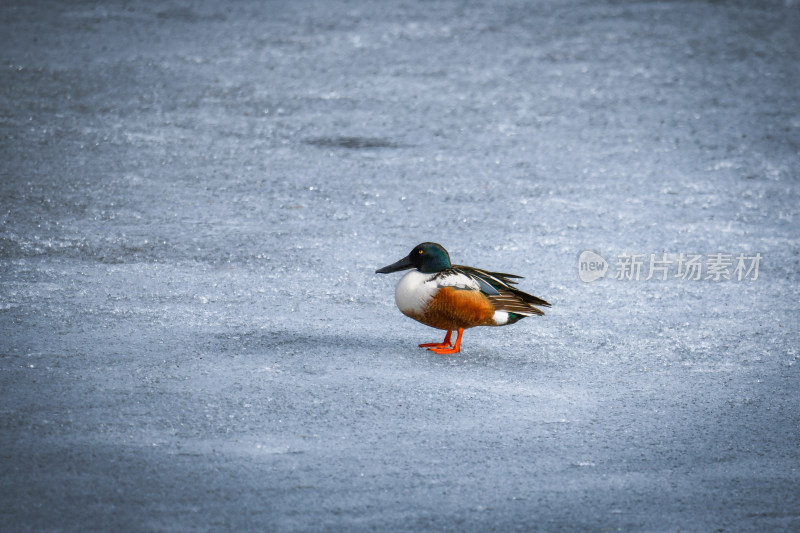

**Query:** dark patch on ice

left=156, top=7, right=226, bottom=23
left=205, top=328, right=392, bottom=354
left=304, top=136, right=403, bottom=150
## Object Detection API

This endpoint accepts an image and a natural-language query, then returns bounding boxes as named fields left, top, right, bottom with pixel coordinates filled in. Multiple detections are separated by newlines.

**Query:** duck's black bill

left=376, top=255, right=413, bottom=274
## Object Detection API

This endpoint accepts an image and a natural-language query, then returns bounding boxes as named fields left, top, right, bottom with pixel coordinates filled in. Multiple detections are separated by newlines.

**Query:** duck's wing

left=451, top=265, right=522, bottom=292
left=486, top=289, right=547, bottom=316
left=451, top=265, right=552, bottom=314
left=432, top=268, right=487, bottom=292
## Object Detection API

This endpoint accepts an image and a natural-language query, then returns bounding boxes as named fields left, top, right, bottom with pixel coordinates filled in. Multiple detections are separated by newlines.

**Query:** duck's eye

left=418, top=250, right=424, bottom=254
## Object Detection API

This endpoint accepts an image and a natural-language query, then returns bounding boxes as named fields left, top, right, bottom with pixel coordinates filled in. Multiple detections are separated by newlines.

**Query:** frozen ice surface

left=1, top=0, right=799, bottom=531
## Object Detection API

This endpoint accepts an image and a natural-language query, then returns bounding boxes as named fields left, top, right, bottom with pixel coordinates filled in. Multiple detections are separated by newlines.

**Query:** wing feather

left=450, top=265, right=552, bottom=315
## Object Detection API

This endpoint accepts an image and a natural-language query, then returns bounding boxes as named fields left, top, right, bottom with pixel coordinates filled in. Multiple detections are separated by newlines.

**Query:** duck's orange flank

left=419, top=287, right=495, bottom=330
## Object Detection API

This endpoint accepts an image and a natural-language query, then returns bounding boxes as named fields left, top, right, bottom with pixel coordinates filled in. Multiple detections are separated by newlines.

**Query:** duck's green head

left=376, top=242, right=452, bottom=274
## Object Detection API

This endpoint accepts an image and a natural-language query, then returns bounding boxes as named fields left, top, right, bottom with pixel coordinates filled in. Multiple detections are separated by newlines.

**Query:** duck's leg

left=429, top=328, right=464, bottom=354
left=419, top=330, right=452, bottom=349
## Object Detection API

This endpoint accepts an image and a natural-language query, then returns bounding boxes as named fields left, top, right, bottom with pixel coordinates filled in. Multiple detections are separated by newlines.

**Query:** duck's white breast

left=395, top=270, right=437, bottom=316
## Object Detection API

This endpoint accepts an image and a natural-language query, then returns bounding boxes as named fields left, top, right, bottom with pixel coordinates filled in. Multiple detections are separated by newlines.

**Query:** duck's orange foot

left=429, top=345, right=461, bottom=355
left=418, top=330, right=452, bottom=349
left=419, top=342, right=452, bottom=349
left=427, top=328, right=464, bottom=355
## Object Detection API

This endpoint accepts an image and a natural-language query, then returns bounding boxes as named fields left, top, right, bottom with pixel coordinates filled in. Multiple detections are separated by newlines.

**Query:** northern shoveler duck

left=376, top=242, right=551, bottom=354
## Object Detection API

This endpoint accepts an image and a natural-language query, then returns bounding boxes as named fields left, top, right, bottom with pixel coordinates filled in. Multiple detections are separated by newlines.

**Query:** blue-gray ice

left=1, top=1, right=799, bottom=531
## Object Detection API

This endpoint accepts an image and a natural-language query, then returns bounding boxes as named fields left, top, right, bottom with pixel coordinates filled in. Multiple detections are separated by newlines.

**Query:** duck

left=376, top=242, right=550, bottom=354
